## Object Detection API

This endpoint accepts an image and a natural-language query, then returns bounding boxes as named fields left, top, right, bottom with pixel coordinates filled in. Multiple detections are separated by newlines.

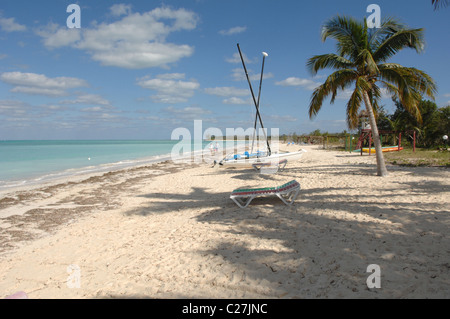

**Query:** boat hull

left=353, top=146, right=403, bottom=153
left=219, top=149, right=307, bottom=167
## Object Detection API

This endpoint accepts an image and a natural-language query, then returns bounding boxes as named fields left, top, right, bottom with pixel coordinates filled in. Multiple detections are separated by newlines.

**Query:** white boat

left=217, top=44, right=307, bottom=170
left=219, top=149, right=307, bottom=168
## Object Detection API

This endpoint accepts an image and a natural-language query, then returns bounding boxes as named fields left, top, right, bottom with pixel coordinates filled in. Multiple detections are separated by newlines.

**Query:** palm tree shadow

left=120, top=164, right=448, bottom=297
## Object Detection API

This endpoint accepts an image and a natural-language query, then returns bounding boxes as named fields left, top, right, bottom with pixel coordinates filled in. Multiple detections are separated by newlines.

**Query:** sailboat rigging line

left=252, top=51, right=266, bottom=154
left=237, top=43, right=271, bottom=155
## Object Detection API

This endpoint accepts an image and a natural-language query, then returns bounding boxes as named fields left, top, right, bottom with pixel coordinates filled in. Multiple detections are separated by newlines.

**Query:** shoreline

left=0, top=141, right=245, bottom=195
left=0, top=145, right=449, bottom=298
left=0, top=153, right=175, bottom=196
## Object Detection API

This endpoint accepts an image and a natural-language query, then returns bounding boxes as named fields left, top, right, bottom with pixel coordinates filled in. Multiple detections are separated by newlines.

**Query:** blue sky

left=0, top=0, right=449, bottom=140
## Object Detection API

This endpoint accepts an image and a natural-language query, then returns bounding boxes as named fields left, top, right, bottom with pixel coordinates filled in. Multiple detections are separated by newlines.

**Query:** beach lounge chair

left=230, top=180, right=300, bottom=208
left=252, top=159, right=287, bottom=172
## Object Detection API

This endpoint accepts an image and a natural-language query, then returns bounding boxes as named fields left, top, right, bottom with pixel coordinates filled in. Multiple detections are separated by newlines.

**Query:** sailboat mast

left=236, top=43, right=271, bottom=155
left=252, top=52, right=268, bottom=154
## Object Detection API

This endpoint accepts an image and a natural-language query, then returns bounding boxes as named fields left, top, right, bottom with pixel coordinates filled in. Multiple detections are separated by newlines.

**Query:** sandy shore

left=0, top=145, right=449, bottom=298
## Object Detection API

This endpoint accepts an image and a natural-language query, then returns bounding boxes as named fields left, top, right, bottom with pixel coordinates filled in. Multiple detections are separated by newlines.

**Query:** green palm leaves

left=432, top=0, right=449, bottom=9
left=307, top=15, right=437, bottom=176
left=307, top=16, right=436, bottom=130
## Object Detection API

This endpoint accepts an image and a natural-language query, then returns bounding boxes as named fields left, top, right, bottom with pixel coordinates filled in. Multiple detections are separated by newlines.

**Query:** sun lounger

left=230, top=180, right=300, bottom=208
left=252, top=159, right=287, bottom=172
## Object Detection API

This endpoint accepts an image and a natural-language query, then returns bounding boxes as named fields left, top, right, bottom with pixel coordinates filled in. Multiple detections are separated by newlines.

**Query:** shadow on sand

left=119, top=161, right=449, bottom=298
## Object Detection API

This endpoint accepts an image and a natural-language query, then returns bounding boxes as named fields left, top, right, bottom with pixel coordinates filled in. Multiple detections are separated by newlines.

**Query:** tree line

left=377, top=99, right=449, bottom=148
left=283, top=99, right=449, bottom=149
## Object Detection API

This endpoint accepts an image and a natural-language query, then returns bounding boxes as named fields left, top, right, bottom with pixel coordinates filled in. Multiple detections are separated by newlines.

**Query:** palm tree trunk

left=362, top=91, right=389, bottom=176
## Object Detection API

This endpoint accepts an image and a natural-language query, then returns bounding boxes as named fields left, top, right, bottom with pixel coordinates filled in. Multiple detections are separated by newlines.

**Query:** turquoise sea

left=0, top=140, right=212, bottom=190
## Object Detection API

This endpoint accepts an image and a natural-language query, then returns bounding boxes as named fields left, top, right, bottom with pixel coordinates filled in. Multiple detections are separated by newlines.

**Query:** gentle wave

left=0, top=152, right=173, bottom=191
left=0, top=140, right=248, bottom=191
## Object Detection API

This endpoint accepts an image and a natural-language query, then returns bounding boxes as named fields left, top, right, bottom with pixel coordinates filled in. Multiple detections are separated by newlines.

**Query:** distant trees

left=381, top=99, right=450, bottom=148
left=281, top=100, right=448, bottom=149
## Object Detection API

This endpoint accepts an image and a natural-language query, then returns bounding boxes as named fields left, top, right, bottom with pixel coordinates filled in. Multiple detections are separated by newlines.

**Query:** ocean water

left=0, top=140, right=215, bottom=190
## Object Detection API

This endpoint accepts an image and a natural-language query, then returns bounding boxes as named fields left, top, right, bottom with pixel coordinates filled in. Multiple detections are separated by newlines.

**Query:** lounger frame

left=230, top=180, right=300, bottom=208
left=252, top=159, right=287, bottom=172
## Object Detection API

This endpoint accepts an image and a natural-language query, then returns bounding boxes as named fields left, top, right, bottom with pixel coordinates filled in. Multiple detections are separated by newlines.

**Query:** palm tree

left=432, top=0, right=449, bottom=9
left=307, top=16, right=437, bottom=176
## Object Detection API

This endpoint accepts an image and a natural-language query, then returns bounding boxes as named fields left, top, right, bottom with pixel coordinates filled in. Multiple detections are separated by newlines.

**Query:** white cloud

left=0, top=100, right=30, bottom=116
left=156, top=73, right=186, bottom=80
left=204, top=86, right=254, bottom=105
left=36, top=23, right=81, bottom=48
left=231, top=68, right=274, bottom=82
left=0, top=16, right=26, bottom=32
left=335, top=88, right=391, bottom=100
left=0, top=72, right=88, bottom=97
left=137, top=73, right=199, bottom=104
left=110, top=4, right=132, bottom=17
left=62, top=94, right=111, bottom=106
left=163, top=106, right=212, bottom=119
left=10, top=86, right=67, bottom=97
left=275, top=77, right=320, bottom=90
left=226, top=53, right=257, bottom=64
left=223, top=97, right=252, bottom=105
left=219, top=26, right=247, bottom=36
left=266, top=114, right=298, bottom=123
left=204, top=87, right=249, bottom=97
left=441, top=93, right=450, bottom=105
left=43, top=104, right=67, bottom=111
left=334, top=89, right=353, bottom=100
left=36, top=6, right=198, bottom=69
left=165, top=106, right=211, bottom=115
left=81, top=106, right=104, bottom=112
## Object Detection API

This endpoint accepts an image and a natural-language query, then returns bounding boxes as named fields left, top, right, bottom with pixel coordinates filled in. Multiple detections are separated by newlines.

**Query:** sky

left=0, top=0, right=449, bottom=140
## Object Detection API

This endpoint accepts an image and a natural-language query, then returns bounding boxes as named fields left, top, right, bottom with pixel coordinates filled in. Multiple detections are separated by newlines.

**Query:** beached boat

left=353, top=146, right=403, bottom=153
left=219, top=149, right=307, bottom=167
left=217, top=44, right=306, bottom=169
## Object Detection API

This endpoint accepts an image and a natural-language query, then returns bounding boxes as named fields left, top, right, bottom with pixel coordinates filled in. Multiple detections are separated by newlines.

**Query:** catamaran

left=218, top=149, right=306, bottom=168
left=218, top=44, right=306, bottom=168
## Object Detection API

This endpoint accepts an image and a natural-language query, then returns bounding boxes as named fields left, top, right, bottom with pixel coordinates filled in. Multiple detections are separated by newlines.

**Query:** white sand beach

left=0, top=145, right=449, bottom=299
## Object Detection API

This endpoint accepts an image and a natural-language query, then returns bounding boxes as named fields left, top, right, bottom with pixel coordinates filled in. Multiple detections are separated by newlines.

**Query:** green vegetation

left=384, top=148, right=450, bottom=167
left=306, top=15, right=437, bottom=176
left=378, top=100, right=449, bottom=148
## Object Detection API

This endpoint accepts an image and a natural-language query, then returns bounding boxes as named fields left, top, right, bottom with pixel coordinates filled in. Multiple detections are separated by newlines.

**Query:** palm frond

left=307, top=14, right=437, bottom=135
left=308, top=69, right=358, bottom=119
left=379, top=64, right=437, bottom=100
left=321, top=16, right=365, bottom=60
left=328, top=69, right=359, bottom=104
left=432, top=0, right=449, bottom=10
left=378, top=65, right=434, bottom=123
left=307, top=54, right=353, bottom=75
left=368, top=18, right=407, bottom=50
left=308, top=83, right=331, bottom=119
left=346, top=82, right=364, bottom=129
left=346, top=95, right=362, bottom=129
left=373, top=28, right=425, bottom=63
left=379, top=80, right=400, bottom=100
left=406, top=67, right=438, bottom=99
left=356, top=49, right=379, bottom=75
